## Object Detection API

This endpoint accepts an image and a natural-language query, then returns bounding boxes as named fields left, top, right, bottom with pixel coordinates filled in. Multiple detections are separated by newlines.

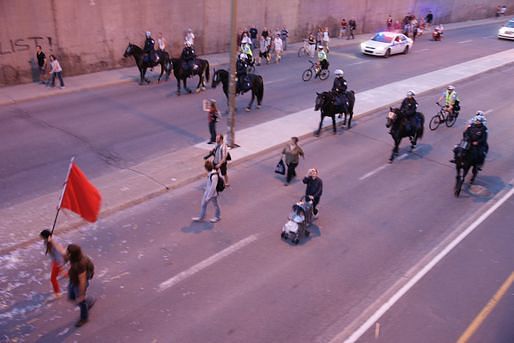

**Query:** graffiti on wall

left=0, top=36, right=53, bottom=56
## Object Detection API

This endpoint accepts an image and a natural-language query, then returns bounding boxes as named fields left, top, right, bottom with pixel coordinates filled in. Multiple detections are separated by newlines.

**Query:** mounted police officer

left=236, top=53, right=249, bottom=94
left=400, top=90, right=418, bottom=132
left=463, top=111, right=488, bottom=169
left=331, top=69, right=348, bottom=109
left=143, top=31, right=158, bottom=64
left=181, top=41, right=197, bottom=76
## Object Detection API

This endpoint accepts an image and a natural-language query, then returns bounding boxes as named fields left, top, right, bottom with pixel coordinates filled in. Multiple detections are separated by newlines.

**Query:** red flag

left=60, top=163, right=102, bottom=222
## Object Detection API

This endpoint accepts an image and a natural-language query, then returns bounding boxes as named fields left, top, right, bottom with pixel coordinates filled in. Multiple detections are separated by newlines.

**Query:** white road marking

left=458, top=40, right=473, bottom=44
left=415, top=48, right=429, bottom=52
left=265, top=78, right=288, bottom=85
left=359, top=165, right=388, bottom=181
left=359, top=154, right=408, bottom=181
left=333, top=182, right=514, bottom=343
left=158, top=234, right=258, bottom=292
left=348, top=60, right=370, bottom=66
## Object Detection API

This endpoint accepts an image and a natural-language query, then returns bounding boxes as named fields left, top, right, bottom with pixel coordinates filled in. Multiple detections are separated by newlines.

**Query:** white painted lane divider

left=158, top=234, right=259, bottom=292
left=332, top=181, right=514, bottom=343
left=359, top=153, right=408, bottom=181
left=458, top=40, right=473, bottom=44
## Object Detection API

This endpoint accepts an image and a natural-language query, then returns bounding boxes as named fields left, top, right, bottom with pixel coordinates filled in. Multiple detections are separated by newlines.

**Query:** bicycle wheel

left=302, top=69, right=313, bottom=81
left=429, top=114, right=441, bottom=131
left=298, top=47, right=306, bottom=57
left=445, top=113, right=457, bottom=127
left=319, top=69, right=330, bottom=80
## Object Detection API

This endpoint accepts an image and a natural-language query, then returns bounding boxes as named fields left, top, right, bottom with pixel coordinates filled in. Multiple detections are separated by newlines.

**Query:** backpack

left=210, top=172, right=225, bottom=193
left=84, top=256, right=95, bottom=280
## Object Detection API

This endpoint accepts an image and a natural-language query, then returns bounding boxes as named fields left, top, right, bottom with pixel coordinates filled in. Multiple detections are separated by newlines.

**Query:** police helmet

left=146, top=31, right=151, bottom=38
left=476, top=110, right=485, bottom=117
left=407, top=90, right=416, bottom=97
left=318, top=46, right=324, bottom=50
left=447, top=85, right=455, bottom=90
left=239, top=53, right=248, bottom=60
left=334, top=69, right=344, bottom=77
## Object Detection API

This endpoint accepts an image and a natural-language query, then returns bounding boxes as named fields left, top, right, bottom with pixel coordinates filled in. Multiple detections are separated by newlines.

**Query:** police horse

left=123, top=43, right=171, bottom=85
left=211, top=69, right=264, bottom=112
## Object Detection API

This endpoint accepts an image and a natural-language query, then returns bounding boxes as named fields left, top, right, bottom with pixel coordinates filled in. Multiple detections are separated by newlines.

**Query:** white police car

left=498, top=18, right=514, bottom=40
left=360, top=32, right=413, bottom=57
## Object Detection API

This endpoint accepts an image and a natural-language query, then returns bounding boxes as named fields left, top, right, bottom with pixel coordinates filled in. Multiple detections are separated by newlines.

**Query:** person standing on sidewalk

left=273, top=33, right=283, bottom=63
left=339, top=19, right=348, bottom=38
left=48, top=55, right=64, bottom=89
left=36, top=45, right=48, bottom=85
left=192, top=160, right=221, bottom=223
left=250, top=25, right=258, bottom=49
left=280, top=26, right=289, bottom=51
left=66, top=244, right=95, bottom=327
left=282, top=137, right=304, bottom=186
left=40, top=229, right=67, bottom=299
left=386, top=15, right=393, bottom=31
left=303, top=168, right=323, bottom=217
left=348, top=19, right=356, bottom=39
left=322, top=27, right=330, bottom=53
left=157, top=32, right=167, bottom=52
left=205, top=99, right=220, bottom=144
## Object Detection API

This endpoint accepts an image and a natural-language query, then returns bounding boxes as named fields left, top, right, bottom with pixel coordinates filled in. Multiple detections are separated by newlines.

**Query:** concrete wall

left=1, top=0, right=512, bottom=85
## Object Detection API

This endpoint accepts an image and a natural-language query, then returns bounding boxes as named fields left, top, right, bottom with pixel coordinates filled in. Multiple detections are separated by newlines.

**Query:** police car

left=360, top=32, right=413, bottom=57
left=498, top=18, right=514, bottom=40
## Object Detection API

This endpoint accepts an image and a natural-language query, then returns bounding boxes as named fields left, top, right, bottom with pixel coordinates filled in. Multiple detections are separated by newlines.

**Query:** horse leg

left=347, top=113, right=353, bottom=129
left=184, top=78, right=192, bottom=94
left=389, top=138, right=400, bottom=163
left=341, top=113, right=347, bottom=126
left=195, top=75, right=202, bottom=93
left=143, top=67, right=150, bottom=84
left=139, top=68, right=145, bottom=85
left=470, top=165, right=478, bottom=184
left=331, top=115, right=337, bottom=134
left=315, top=117, right=324, bottom=136
left=158, top=64, right=164, bottom=83
left=246, top=91, right=255, bottom=112
left=455, top=167, right=463, bottom=197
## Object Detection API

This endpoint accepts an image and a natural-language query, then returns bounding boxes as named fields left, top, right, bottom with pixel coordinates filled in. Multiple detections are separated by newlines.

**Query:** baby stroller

left=281, top=196, right=313, bottom=245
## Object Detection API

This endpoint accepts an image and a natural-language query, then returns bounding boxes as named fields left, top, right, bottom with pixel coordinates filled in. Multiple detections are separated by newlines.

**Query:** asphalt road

left=0, top=21, right=512, bottom=207
left=1, top=56, right=513, bottom=341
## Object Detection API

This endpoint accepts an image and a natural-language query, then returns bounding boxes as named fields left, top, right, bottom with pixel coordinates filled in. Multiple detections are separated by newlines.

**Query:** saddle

left=237, top=76, right=251, bottom=93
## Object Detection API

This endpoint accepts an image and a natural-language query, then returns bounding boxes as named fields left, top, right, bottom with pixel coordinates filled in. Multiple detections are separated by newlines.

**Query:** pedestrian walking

left=339, top=18, right=348, bottom=38
left=48, top=55, right=64, bottom=88
left=250, top=25, right=258, bottom=49
left=303, top=168, right=323, bottom=216
left=36, top=45, right=48, bottom=84
left=40, top=229, right=67, bottom=299
left=192, top=160, right=222, bottom=223
left=386, top=15, right=393, bottom=31
left=393, top=20, right=402, bottom=33
left=425, top=10, right=433, bottom=28
left=280, top=26, right=289, bottom=50
left=282, top=137, right=304, bottom=185
left=157, top=32, right=167, bottom=51
left=322, top=27, right=330, bottom=53
left=203, top=99, right=220, bottom=144
left=348, top=19, right=356, bottom=39
left=66, top=244, right=95, bottom=327
left=273, top=33, right=283, bottom=63
left=316, top=27, right=323, bottom=49
left=204, top=133, right=230, bottom=186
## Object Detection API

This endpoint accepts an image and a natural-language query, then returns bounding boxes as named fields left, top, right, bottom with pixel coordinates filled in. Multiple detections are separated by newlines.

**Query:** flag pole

left=50, top=156, right=75, bottom=235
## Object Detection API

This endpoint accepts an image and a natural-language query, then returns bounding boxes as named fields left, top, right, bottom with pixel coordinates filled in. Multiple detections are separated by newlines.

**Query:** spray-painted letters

left=0, top=37, right=53, bottom=56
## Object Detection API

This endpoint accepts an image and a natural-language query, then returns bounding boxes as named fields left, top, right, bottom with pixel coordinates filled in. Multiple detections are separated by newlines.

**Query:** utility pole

left=227, top=0, right=238, bottom=148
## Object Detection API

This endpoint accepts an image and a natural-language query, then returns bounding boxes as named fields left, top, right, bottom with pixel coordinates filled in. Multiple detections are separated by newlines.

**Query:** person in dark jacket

left=67, top=244, right=95, bottom=327
left=236, top=53, right=249, bottom=93
left=181, top=41, right=197, bottom=76
left=463, top=113, right=488, bottom=169
left=303, top=168, right=323, bottom=216
left=143, top=31, right=158, bottom=63
left=400, top=90, right=418, bottom=131
left=332, top=69, right=348, bottom=109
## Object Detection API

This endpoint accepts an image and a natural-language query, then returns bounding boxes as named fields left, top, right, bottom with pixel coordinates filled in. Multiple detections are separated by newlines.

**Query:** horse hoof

left=388, top=159, right=393, bottom=164
left=245, top=107, right=250, bottom=112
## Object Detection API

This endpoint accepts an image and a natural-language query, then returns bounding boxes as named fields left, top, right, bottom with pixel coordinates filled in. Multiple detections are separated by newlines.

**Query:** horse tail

left=205, top=60, right=210, bottom=83
left=348, top=90, right=356, bottom=114
left=256, top=75, right=264, bottom=103
left=417, top=112, right=425, bottom=140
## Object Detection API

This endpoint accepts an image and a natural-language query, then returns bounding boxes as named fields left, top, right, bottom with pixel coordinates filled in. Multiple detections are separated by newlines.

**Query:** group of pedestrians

left=40, top=230, right=95, bottom=328
left=240, top=26, right=288, bottom=65
left=36, top=45, right=65, bottom=88
left=338, top=19, right=357, bottom=40
left=385, top=11, right=433, bottom=41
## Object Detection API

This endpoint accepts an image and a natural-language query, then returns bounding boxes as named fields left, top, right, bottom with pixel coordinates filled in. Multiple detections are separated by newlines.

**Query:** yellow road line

left=457, top=271, right=514, bottom=343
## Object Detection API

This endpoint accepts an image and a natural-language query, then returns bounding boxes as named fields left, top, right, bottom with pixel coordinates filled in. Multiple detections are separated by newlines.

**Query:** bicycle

left=297, top=40, right=313, bottom=57
left=429, top=102, right=459, bottom=130
left=302, top=60, right=330, bottom=81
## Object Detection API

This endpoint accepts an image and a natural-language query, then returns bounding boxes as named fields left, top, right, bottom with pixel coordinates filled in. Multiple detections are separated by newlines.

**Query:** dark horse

left=211, top=69, right=264, bottom=111
left=386, top=107, right=425, bottom=162
left=314, top=90, right=355, bottom=136
left=170, top=58, right=210, bottom=95
left=123, top=43, right=171, bottom=85
left=453, top=140, right=482, bottom=197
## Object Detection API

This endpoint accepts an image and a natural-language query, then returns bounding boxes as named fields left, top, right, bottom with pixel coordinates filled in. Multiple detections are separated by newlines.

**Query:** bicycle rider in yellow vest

left=438, top=85, right=460, bottom=116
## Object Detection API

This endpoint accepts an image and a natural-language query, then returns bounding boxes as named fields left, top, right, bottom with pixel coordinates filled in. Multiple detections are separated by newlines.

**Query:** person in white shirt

left=192, top=160, right=221, bottom=223
left=273, top=33, right=283, bottom=63
left=322, top=27, right=330, bottom=53
left=157, top=32, right=166, bottom=51
left=185, top=28, right=195, bottom=46
left=49, top=55, right=64, bottom=88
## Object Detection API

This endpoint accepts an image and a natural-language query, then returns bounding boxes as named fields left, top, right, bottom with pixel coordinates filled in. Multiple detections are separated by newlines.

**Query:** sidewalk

left=0, top=17, right=505, bottom=106
left=0, top=17, right=510, bottom=255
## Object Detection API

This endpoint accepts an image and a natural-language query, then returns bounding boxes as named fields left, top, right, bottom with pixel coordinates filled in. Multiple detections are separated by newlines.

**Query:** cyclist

left=315, top=46, right=329, bottom=77
left=438, top=85, right=460, bottom=117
